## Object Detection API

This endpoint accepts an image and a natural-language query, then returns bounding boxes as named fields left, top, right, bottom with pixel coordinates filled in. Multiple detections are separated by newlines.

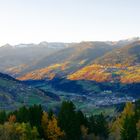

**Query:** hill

left=68, top=41, right=140, bottom=83
left=95, top=41, right=140, bottom=66
left=0, top=72, right=59, bottom=110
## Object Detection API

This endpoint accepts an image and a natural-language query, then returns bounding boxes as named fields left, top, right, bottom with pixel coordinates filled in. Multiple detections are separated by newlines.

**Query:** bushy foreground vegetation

left=0, top=101, right=140, bottom=140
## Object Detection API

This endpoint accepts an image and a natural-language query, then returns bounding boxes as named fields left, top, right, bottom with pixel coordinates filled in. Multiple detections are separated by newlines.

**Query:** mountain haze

left=0, top=42, right=70, bottom=76
left=18, top=41, right=121, bottom=80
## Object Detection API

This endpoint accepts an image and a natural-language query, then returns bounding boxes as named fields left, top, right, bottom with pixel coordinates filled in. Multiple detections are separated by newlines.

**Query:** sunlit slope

left=68, top=42, right=140, bottom=83
left=18, top=42, right=117, bottom=80
left=68, top=64, right=140, bottom=83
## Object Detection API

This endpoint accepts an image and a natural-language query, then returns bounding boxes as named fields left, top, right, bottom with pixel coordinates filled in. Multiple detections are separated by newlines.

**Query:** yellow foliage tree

left=47, top=115, right=64, bottom=140
left=121, top=102, right=135, bottom=117
left=0, top=122, right=39, bottom=140
left=81, top=125, right=88, bottom=139
left=110, top=102, right=135, bottom=140
left=41, top=111, right=49, bottom=138
left=8, top=115, right=16, bottom=123
left=41, top=112, right=64, bottom=140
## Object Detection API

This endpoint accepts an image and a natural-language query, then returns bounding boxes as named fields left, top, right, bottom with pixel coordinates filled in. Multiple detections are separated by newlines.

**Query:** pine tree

left=95, top=113, right=109, bottom=139
left=0, top=111, right=6, bottom=124
left=58, top=101, right=81, bottom=140
left=88, top=115, right=96, bottom=133
left=121, top=115, right=137, bottom=140
left=136, top=120, right=140, bottom=140
left=16, top=106, right=29, bottom=123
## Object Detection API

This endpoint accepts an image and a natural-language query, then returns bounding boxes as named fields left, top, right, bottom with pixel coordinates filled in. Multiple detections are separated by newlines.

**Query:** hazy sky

left=0, top=0, right=140, bottom=45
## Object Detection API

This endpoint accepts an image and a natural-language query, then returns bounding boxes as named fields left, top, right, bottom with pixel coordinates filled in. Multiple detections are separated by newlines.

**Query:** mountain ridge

left=0, top=72, right=60, bottom=110
left=1, top=38, right=140, bottom=83
left=68, top=41, right=140, bottom=83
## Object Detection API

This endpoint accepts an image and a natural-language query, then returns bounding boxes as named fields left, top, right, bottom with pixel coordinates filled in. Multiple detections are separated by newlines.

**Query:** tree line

left=0, top=100, right=140, bottom=140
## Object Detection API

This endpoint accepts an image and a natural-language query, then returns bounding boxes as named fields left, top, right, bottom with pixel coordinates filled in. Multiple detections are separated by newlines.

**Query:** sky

left=0, top=0, right=140, bottom=45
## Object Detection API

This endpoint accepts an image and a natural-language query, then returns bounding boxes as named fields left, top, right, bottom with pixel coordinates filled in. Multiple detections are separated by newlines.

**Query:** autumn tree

left=47, top=115, right=64, bottom=140
left=41, top=111, right=64, bottom=140
left=110, top=102, right=135, bottom=140
left=0, top=122, right=39, bottom=140
left=41, top=111, right=49, bottom=139
left=81, top=125, right=88, bottom=139
left=8, top=115, right=16, bottom=123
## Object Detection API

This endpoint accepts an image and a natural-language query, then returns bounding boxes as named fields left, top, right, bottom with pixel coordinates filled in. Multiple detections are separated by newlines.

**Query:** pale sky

left=0, top=0, right=140, bottom=45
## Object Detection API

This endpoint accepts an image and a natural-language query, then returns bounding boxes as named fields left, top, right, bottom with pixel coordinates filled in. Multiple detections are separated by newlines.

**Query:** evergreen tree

left=95, top=113, right=109, bottom=139
left=88, top=115, right=96, bottom=134
left=16, top=106, right=29, bottom=123
left=48, top=109, right=54, bottom=120
left=136, top=120, right=140, bottom=140
left=121, top=115, right=137, bottom=140
left=28, top=104, right=43, bottom=138
left=76, top=110, right=88, bottom=127
left=58, top=101, right=81, bottom=140
left=0, top=111, right=6, bottom=124
left=88, top=114, right=109, bottom=139
left=134, top=100, right=140, bottom=122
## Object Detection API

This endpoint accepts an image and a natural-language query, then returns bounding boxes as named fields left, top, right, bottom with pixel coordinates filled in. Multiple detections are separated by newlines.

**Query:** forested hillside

left=0, top=72, right=59, bottom=110
left=0, top=101, right=139, bottom=140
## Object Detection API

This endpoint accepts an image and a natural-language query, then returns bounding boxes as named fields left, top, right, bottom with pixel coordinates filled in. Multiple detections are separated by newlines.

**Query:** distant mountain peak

left=117, top=37, right=140, bottom=43
left=1, top=43, right=13, bottom=48
left=39, top=41, right=48, bottom=46
left=15, top=43, right=36, bottom=48
left=126, top=37, right=140, bottom=41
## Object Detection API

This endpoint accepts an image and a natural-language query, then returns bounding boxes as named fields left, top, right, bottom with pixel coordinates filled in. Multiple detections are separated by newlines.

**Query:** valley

left=23, top=78, right=140, bottom=114
left=0, top=38, right=140, bottom=114
left=1, top=1, right=140, bottom=139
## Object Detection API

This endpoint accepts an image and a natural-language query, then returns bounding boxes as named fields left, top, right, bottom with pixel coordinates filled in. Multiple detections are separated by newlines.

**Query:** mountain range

left=0, top=37, right=140, bottom=113
left=9, top=38, right=140, bottom=84
left=0, top=42, right=71, bottom=76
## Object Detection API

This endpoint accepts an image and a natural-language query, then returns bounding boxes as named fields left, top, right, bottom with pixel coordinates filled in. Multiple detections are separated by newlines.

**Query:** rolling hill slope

left=0, top=72, right=59, bottom=110
left=95, top=41, right=140, bottom=66
left=68, top=41, right=140, bottom=83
